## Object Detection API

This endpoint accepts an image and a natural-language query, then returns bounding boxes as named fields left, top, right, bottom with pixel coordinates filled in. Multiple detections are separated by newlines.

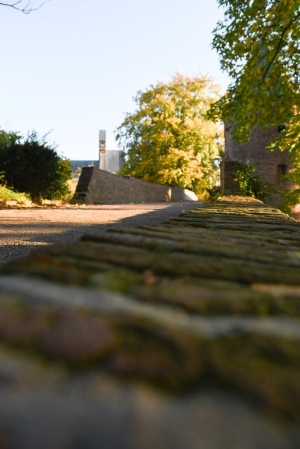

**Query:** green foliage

left=277, top=184, right=300, bottom=215
left=116, top=73, right=222, bottom=198
left=0, top=130, right=72, bottom=203
left=234, top=163, right=274, bottom=202
left=207, top=185, right=223, bottom=201
left=210, top=0, right=300, bottom=200
left=0, top=171, right=6, bottom=185
left=268, top=115, right=300, bottom=209
left=211, top=0, right=299, bottom=138
left=0, top=185, right=30, bottom=204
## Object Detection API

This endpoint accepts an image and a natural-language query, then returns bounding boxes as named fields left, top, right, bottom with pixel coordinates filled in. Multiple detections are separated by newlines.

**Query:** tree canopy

left=211, top=0, right=299, bottom=138
left=0, top=0, right=48, bottom=14
left=0, top=130, right=72, bottom=203
left=116, top=73, right=222, bottom=198
left=210, top=0, right=300, bottom=205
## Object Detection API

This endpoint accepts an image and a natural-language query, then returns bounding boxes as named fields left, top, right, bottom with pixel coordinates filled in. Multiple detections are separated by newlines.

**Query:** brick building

left=221, top=125, right=295, bottom=207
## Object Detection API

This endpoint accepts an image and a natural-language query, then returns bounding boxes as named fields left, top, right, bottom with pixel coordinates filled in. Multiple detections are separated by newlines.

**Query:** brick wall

left=224, top=125, right=295, bottom=206
left=225, top=126, right=291, bottom=184
left=73, top=167, right=198, bottom=204
left=220, top=160, right=242, bottom=196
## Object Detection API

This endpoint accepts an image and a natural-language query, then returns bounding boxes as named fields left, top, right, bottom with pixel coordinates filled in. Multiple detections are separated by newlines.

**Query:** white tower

left=99, top=130, right=106, bottom=168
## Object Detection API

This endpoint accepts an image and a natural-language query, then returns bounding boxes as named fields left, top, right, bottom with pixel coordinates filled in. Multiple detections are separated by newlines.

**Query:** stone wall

left=1, top=197, right=300, bottom=448
left=74, top=167, right=198, bottom=204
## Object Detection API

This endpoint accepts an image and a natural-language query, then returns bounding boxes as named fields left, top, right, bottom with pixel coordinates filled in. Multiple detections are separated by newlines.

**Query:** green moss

left=108, top=319, right=300, bottom=421
left=88, top=267, right=143, bottom=293
left=109, top=318, right=204, bottom=391
left=206, top=334, right=300, bottom=420
left=0, top=297, right=299, bottom=421
left=0, top=197, right=300, bottom=422
left=131, top=279, right=300, bottom=317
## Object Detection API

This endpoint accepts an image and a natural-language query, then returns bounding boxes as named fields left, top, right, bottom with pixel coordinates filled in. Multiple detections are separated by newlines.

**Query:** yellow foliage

left=116, top=73, right=222, bottom=196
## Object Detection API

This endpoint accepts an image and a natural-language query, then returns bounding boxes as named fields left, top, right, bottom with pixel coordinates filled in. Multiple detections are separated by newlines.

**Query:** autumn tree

left=210, top=0, right=300, bottom=205
left=116, top=73, right=222, bottom=198
left=0, top=0, right=48, bottom=14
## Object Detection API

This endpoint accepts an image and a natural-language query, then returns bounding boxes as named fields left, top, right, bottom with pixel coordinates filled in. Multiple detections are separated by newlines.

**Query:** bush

left=234, top=163, right=274, bottom=203
left=0, top=130, right=72, bottom=203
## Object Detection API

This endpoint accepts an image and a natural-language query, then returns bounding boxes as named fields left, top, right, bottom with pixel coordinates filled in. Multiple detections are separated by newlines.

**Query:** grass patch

left=0, top=185, right=31, bottom=204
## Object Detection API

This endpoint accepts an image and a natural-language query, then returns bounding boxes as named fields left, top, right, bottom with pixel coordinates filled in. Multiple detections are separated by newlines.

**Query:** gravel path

left=0, top=202, right=204, bottom=265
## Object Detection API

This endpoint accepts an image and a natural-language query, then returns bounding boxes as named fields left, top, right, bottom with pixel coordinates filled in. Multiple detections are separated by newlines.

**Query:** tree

left=0, top=0, right=48, bottom=13
left=0, top=130, right=72, bottom=203
left=211, top=0, right=299, bottom=139
left=116, top=73, right=222, bottom=198
left=210, top=0, right=300, bottom=205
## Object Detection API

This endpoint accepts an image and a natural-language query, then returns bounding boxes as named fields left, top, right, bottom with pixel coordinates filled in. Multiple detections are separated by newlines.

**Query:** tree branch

left=0, top=0, right=48, bottom=14
left=261, top=10, right=300, bottom=84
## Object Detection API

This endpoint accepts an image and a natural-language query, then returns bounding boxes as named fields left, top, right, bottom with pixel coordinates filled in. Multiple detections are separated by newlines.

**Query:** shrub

left=0, top=130, right=72, bottom=203
left=234, top=163, right=274, bottom=203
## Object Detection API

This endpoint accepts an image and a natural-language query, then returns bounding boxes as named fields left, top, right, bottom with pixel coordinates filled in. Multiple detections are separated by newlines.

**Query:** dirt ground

left=0, top=202, right=204, bottom=265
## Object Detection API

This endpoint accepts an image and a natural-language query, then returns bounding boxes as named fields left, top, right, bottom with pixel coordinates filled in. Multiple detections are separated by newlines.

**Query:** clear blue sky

left=0, top=0, right=229, bottom=160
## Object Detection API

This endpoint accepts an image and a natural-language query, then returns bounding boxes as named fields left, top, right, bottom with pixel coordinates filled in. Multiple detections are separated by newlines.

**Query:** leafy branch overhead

left=116, top=73, right=222, bottom=198
left=210, top=0, right=300, bottom=206
left=211, top=0, right=299, bottom=139
left=0, top=0, right=48, bottom=14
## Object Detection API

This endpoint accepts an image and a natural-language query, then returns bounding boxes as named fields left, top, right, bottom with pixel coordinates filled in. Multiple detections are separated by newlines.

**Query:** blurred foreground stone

left=0, top=196, right=300, bottom=449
